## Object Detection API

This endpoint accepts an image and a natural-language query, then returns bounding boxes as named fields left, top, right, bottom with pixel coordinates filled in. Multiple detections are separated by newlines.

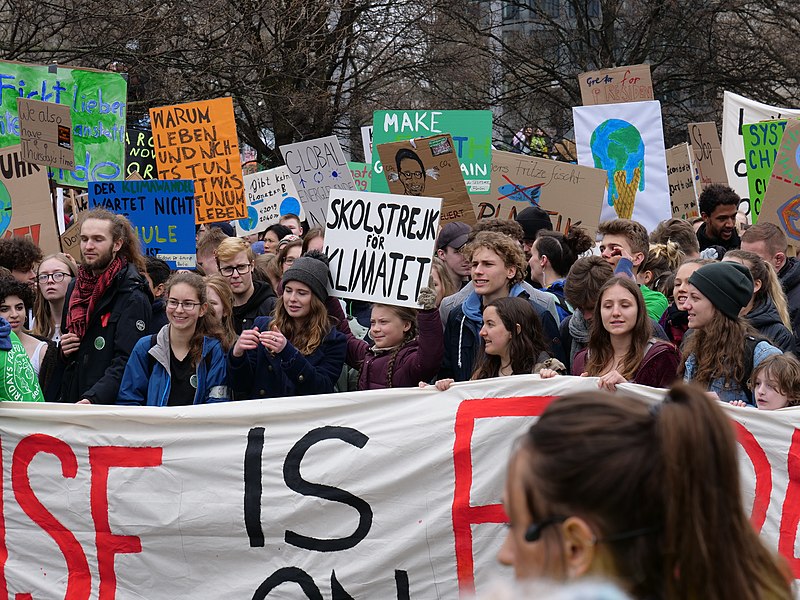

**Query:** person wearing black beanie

left=680, top=261, right=782, bottom=405
left=228, top=250, right=346, bottom=400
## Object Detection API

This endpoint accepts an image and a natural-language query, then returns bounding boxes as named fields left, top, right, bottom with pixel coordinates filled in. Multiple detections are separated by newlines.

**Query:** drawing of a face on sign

left=590, top=119, right=644, bottom=220
left=395, top=148, right=426, bottom=196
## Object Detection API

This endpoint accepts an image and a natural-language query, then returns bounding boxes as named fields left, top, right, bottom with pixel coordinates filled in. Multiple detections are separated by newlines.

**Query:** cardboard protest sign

left=59, top=220, right=81, bottom=260
left=150, top=97, right=245, bottom=224
left=578, top=64, right=654, bottom=106
left=361, top=125, right=373, bottom=164
left=0, top=60, right=127, bottom=187
left=756, top=119, right=800, bottom=249
left=573, top=101, right=671, bottom=231
left=0, top=145, right=60, bottom=254
left=372, top=110, right=493, bottom=195
left=741, top=119, right=792, bottom=222
left=234, top=166, right=304, bottom=236
left=279, top=135, right=356, bottom=228
left=487, top=150, right=606, bottom=238
left=324, top=189, right=440, bottom=307
left=376, top=134, right=477, bottom=226
left=348, top=161, right=372, bottom=192
left=16, top=97, right=74, bottom=170
left=1, top=376, right=800, bottom=598
left=721, top=91, right=800, bottom=217
left=665, top=143, right=699, bottom=220
left=125, top=127, right=157, bottom=179
left=88, top=179, right=196, bottom=268
left=688, top=122, right=728, bottom=194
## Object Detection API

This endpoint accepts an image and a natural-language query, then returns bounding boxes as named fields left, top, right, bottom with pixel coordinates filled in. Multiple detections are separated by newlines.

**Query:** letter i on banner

left=150, top=97, right=246, bottom=224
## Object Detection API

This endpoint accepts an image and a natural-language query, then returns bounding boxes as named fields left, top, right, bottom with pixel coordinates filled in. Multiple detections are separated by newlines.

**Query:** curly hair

left=0, top=237, right=43, bottom=272
left=462, top=231, right=527, bottom=287
left=699, top=184, right=740, bottom=216
left=469, top=218, right=525, bottom=243
left=0, top=276, right=35, bottom=312
left=585, top=277, right=653, bottom=380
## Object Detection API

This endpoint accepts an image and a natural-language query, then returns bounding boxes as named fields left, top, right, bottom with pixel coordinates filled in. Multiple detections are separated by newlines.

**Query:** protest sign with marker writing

left=150, top=97, right=245, bottom=224
left=665, top=143, right=699, bottom=220
left=578, top=64, right=654, bottom=106
left=325, top=190, right=440, bottom=308
left=279, top=135, right=356, bottom=228
left=741, top=119, right=792, bottom=222
left=0, top=144, right=60, bottom=254
left=88, top=179, right=196, bottom=268
left=0, top=60, right=127, bottom=188
left=756, top=119, right=800, bottom=249
left=235, top=166, right=304, bottom=236
left=125, top=127, right=157, bottom=180
left=16, top=97, right=74, bottom=171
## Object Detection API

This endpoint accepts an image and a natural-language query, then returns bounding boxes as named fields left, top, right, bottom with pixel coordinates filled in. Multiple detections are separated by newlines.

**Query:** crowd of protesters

left=1, top=183, right=800, bottom=412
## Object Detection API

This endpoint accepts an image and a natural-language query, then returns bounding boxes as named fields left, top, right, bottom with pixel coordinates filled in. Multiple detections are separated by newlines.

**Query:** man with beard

left=59, top=208, right=152, bottom=404
left=696, top=184, right=741, bottom=254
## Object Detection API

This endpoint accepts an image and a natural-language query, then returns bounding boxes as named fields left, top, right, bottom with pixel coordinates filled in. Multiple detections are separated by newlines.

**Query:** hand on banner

left=596, top=370, right=627, bottom=391
left=428, top=378, right=454, bottom=391
left=539, top=368, right=559, bottom=379
left=261, top=326, right=287, bottom=354
left=76, top=398, right=91, bottom=404
left=729, top=400, right=749, bottom=408
left=60, top=332, right=81, bottom=357
left=233, top=326, right=261, bottom=358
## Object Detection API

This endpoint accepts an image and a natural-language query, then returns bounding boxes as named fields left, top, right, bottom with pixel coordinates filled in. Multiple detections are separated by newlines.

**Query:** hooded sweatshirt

left=233, top=280, right=277, bottom=334
left=746, top=297, right=795, bottom=352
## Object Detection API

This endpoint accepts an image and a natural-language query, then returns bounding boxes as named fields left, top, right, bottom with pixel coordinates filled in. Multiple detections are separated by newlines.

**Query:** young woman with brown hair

left=204, top=274, right=237, bottom=351
left=554, top=277, right=680, bottom=390
left=681, top=261, right=782, bottom=404
left=118, top=272, right=229, bottom=406
left=229, top=251, right=346, bottom=399
left=499, top=384, right=793, bottom=599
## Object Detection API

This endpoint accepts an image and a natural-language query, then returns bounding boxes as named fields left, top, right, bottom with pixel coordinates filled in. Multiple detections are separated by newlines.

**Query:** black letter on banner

left=244, top=427, right=265, bottom=547
left=252, top=566, right=322, bottom=600
left=331, top=570, right=355, bottom=600
left=395, top=570, right=410, bottom=600
left=283, top=426, right=372, bottom=552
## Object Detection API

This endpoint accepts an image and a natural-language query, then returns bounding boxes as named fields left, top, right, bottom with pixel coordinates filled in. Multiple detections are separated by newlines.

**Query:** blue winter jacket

left=228, top=316, right=346, bottom=400
left=117, top=324, right=230, bottom=406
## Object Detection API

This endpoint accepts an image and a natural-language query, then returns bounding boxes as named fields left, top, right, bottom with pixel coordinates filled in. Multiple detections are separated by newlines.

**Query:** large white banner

left=0, top=377, right=798, bottom=598
left=573, top=101, right=671, bottom=231
left=721, top=91, right=800, bottom=216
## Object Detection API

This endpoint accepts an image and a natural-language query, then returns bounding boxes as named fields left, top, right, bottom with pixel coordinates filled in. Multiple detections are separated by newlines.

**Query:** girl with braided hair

left=327, top=287, right=443, bottom=390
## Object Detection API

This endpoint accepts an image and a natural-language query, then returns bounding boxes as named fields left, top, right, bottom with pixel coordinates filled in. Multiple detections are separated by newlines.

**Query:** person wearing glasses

left=395, top=148, right=427, bottom=196
left=215, top=237, right=276, bottom=334
left=118, top=272, right=229, bottom=406
left=498, top=385, right=793, bottom=599
left=32, top=253, right=77, bottom=343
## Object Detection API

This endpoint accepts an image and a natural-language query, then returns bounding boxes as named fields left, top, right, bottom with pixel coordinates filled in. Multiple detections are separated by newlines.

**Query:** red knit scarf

left=66, top=256, right=126, bottom=339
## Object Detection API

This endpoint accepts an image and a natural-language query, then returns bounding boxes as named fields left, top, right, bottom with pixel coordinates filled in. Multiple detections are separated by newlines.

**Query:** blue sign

left=88, top=179, right=196, bottom=269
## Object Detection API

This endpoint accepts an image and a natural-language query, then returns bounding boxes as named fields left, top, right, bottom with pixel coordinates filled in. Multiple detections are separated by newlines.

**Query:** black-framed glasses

left=166, top=299, right=201, bottom=311
left=219, top=263, right=252, bottom=277
left=399, top=170, right=424, bottom=180
left=524, top=516, right=567, bottom=542
left=37, top=272, right=71, bottom=283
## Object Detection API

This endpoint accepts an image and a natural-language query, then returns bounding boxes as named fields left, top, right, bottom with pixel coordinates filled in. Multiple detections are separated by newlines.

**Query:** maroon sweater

left=571, top=340, right=681, bottom=388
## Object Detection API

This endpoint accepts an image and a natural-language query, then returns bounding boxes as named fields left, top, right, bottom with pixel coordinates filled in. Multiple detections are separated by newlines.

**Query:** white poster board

left=324, top=189, right=441, bottom=307
left=279, top=135, right=356, bottom=228
left=234, top=166, right=305, bottom=236
left=573, top=100, right=671, bottom=231
left=721, top=91, right=800, bottom=216
left=361, top=125, right=373, bottom=164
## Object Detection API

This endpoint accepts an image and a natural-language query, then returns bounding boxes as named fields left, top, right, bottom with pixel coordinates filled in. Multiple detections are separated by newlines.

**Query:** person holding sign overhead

left=228, top=251, right=346, bottom=399
left=326, top=286, right=443, bottom=390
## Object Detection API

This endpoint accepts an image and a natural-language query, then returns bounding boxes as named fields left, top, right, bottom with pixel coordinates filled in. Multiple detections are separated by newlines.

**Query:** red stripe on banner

left=779, top=428, right=800, bottom=577
left=735, top=422, right=772, bottom=533
left=452, top=396, right=556, bottom=596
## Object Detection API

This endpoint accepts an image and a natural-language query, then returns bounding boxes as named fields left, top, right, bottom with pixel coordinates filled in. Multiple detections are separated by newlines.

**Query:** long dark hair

left=512, top=385, right=792, bottom=599
left=534, top=225, right=594, bottom=278
left=585, top=277, right=651, bottom=379
left=471, top=297, right=547, bottom=380
left=165, top=272, right=222, bottom=366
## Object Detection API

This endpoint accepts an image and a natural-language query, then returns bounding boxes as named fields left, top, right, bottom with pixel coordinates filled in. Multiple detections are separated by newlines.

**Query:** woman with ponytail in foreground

left=498, top=384, right=793, bottom=599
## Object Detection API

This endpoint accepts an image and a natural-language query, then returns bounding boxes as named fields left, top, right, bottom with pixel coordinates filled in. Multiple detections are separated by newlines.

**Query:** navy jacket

left=228, top=316, right=346, bottom=399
